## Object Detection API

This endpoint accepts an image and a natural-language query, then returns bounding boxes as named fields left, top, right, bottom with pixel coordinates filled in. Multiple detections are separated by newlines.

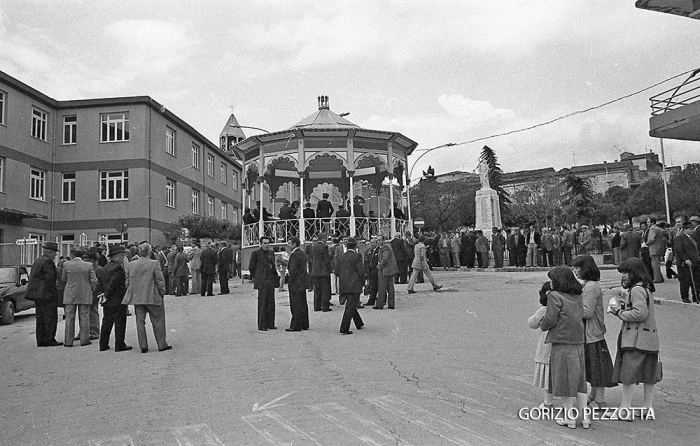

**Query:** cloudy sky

left=1, top=0, right=698, bottom=178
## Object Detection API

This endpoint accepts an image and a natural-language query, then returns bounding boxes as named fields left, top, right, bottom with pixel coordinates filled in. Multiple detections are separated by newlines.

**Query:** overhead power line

left=409, top=67, right=699, bottom=178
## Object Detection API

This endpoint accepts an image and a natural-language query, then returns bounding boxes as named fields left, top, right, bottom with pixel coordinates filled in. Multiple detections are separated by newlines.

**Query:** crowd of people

left=529, top=256, right=661, bottom=428
left=248, top=231, right=443, bottom=335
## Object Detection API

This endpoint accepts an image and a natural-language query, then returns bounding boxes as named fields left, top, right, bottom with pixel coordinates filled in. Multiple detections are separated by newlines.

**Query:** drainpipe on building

left=50, top=108, right=57, bottom=241
left=148, top=106, right=153, bottom=243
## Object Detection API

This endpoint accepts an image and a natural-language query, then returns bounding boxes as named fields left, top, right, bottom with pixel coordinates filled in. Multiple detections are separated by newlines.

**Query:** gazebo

left=236, top=96, right=417, bottom=262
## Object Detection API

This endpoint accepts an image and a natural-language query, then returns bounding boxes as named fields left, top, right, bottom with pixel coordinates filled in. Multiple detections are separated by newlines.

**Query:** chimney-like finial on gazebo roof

left=318, top=95, right=329, bottom=110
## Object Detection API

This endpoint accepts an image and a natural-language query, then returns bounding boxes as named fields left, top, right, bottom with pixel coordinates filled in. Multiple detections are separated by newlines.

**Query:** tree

left=668, top=163, right=700, bottom=216
left=627, top=177, right=666, bottom=218
left=596, top=186, right=633, bottom=225
left=162, top=214, right=241, bottom=243
left=507, top=178, right=565, bottom=227
left=478, top=145, right=511, bottom=217
left=411, top=177, right=475, bottom=232
left=561, top=171, right=596, bottom=224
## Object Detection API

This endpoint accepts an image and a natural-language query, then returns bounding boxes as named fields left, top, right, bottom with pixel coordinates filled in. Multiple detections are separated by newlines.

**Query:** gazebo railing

left=242, top=217, right=410, bottom=247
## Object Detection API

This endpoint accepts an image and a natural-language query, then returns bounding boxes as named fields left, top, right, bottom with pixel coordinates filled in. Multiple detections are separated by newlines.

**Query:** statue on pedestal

left=479, top=162, right=491, bottom=190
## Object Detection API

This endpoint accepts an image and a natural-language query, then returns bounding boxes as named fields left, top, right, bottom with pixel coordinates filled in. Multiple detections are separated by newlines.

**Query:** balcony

left=648, top=68, right=700, bottom=141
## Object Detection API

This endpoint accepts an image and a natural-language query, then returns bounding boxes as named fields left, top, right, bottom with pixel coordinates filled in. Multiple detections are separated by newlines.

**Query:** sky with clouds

left=1, top=0, right=698, bottom=178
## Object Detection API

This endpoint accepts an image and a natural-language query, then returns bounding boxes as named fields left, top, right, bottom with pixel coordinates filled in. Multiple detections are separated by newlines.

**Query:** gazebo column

left=258, top=178, right=264, bottom=239
left=348, top=170, right=356, bottom=237
left=298, top=171, right=305, bottom=244
left=406, top=175, right=413, bottom=236
left=389, top=174, right=396, bottom=238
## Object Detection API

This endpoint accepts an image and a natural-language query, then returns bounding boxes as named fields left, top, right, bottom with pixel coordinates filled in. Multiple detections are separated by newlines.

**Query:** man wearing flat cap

left=97, top=245, right=132, bottom=351
left=25, top=242, right=62, bottom=347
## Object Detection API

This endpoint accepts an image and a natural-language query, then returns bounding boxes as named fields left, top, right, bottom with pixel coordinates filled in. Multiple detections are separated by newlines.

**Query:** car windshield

left=0, top=268, right=17, bottom=284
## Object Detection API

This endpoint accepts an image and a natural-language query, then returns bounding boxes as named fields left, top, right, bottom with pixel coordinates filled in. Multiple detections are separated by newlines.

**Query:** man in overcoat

left=172, top=246, right=189, bottom=296
left=363, top=236, right=380, bottom=307
left=391, top=233, right=408, bottom=283
left=188, top=241, right=202, bottom=293
left=248, top=236, right=279, bottom=331
left=620, top=223, right=642, bottom=261
left=645, top=217, right=666, bottom=283
left=217, top=241, right=232, bottom=294
left=674, top=221, right=700, bottom=303
left=62, top=248, right=97, bottom=347
left=316, top=193, right=334, bottom=234
left=337, top=237, right=365, bottom=335
left=166, top=244, right=177, bottom=295
left=375, top=235, right=399, bottom=309
left=286, top=237, right=309, bottom=332
left=310, top=233, right=333, bottom=312
left=122, top=243, right=171, bottom=353
left=25, top=242, right=61, bottom=347
left=492, top=227, right=506, bottom=268
left=98, top=245, right=132, bottom=352
left=199, top=242, right=217, bottom=296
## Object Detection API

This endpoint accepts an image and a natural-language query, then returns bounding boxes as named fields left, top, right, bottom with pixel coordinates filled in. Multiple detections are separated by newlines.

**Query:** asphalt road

left=1, top=269, right=699, bottom=446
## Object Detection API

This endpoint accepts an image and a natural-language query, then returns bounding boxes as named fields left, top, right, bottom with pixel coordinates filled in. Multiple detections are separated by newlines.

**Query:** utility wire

left=409, top=67, right=699, bottom=178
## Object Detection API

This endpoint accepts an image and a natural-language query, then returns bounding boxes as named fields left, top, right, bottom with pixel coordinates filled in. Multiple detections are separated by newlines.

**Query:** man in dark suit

left=391, top=233, right=408, bottom=284
left=97, top=245, right=132, bottom=352
left=336, top=204, right=350, bottom=237
left=217, top=241, right=232, bottom=294
left=674, top=221, right=700, bottom=303
left=513, top=227, right=527, bottom=267
left=248, top=236, right=279, bottom=331
left=303, top=203, right=316, bottom=240
left=337, top=237, right=365, bottom=335
left=363, top=236, right=380, bottom=307
left=286, top=237, right=309, bottom=332
left=243, top=207, right=256, bottom=225
left=316, top=193, right=334, bottom=235
left=199, top=242, right=217, bottom=296
left=310, top=233, right=333, bottom=312
left=25, top=242, right=62, bottom=347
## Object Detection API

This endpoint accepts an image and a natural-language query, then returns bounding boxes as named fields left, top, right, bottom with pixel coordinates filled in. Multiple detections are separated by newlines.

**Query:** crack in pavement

left=390, top=361, right=421, bottom=387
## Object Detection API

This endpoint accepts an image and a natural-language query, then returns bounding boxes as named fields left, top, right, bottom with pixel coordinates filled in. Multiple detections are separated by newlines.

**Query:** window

left=98, top=233, right=128, bottom=245
left=100, top=112, right=129, bottom=142
left=63, top=115, right=77, bottom=144
left=30, top=167, right=46, bottom=201
left=192, top=144, right=200, bottom=169
left=100, top=170, right=129, bottom=201
left=166, top=127, right=176, bottom=156
left=232, top=171, right=238, bottom=191
left=221, top=202, right=228, bottom=220
left=165, top=178, right=176, bottom=208
left=60, top=234, right=75, bottom=258
left=0, top=90, right=6, bottom=125
left=26, top=233, right=45, bottom=265
left=207, top=195, right=215, bottom=217
left=220, top=162, right=227, bottom=184
left=206, top=154, right=215, bottom=177
left=192, top=189, right=200, bottom=214
left=62, top=172, right=76, bottom=203
left=0, top=157, right=4, bottom=192
left=31, top=108, right=47, bottom=141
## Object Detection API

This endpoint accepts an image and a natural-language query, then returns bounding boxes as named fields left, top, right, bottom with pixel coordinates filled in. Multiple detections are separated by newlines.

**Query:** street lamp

left=230, top=124, right=271, bottom=134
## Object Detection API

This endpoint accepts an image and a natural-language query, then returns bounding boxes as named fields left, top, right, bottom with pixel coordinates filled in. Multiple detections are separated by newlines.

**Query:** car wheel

left=1, top=300, right=15, bottom=325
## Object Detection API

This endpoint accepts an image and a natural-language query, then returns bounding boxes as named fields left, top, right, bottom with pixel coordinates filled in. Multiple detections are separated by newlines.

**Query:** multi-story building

left=0, top=70, right=242, bottom=264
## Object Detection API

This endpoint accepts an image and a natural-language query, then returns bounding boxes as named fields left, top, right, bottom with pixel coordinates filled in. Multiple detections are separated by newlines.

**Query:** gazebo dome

left=288, top=95, right=359, bottom=130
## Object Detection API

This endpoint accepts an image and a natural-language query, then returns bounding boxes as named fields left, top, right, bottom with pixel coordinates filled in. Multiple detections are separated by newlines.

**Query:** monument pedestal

left=475, top=188, right=502, bottom=239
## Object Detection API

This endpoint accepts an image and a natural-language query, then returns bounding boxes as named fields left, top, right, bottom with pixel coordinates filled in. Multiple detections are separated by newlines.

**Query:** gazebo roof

left=288, top=96, right=359, bottom=130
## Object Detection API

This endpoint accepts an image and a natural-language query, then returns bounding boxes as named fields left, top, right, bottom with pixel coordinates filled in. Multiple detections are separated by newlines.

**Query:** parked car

left=0, top=265, right=32, bottom=325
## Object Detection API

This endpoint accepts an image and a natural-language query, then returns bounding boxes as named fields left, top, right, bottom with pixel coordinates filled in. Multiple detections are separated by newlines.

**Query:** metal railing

left=242, top=217, right=410, bottom=247
left=650, top=69, right=700, bottom=116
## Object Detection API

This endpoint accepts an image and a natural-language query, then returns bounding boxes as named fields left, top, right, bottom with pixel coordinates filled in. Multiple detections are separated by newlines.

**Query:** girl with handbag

left=611, top=257, right=661, bottom=420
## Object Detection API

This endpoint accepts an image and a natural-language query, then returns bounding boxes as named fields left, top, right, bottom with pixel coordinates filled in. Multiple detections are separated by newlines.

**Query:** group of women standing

left=528, top=256, right=661, bottom=429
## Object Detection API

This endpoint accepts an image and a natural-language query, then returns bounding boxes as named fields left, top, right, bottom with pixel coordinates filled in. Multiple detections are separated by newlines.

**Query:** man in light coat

left=407, top=235, right=442, bottom=293
left=188, top=241, right=202, bottom=293
left=122, top=243, right=172, bottom=353
left=62, top=248, right=98, bottom=347
left=375, top=235, right=399, bottom=309
left=645, top=217, right=666, bottom=283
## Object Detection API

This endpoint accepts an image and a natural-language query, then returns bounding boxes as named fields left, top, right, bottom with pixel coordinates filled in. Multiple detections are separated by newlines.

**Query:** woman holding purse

left=611, top=257, right=661, bottom=420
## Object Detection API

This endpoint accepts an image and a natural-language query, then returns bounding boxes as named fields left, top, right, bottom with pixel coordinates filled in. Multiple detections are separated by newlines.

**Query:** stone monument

left=475, top=162, right=502, bottom=239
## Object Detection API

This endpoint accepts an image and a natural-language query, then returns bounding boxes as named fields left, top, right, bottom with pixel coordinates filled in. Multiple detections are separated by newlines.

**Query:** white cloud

left=104, top=20, right=198, bottom=76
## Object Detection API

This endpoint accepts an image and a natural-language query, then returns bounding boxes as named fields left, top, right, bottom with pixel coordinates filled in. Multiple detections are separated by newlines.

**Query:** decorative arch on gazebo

left=355, top=154, right=389, bottom=194
left=263, top=156, right=300, bottom=198
left=304, top=153, right=349, bottom=200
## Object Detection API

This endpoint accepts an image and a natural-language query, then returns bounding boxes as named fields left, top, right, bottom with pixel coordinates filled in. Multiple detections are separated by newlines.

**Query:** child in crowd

left=528, top=281, right=553, bottom=409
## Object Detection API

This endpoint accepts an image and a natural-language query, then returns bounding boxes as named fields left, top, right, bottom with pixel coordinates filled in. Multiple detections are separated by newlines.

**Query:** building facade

left=0, top=71, right=242, bottom=264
